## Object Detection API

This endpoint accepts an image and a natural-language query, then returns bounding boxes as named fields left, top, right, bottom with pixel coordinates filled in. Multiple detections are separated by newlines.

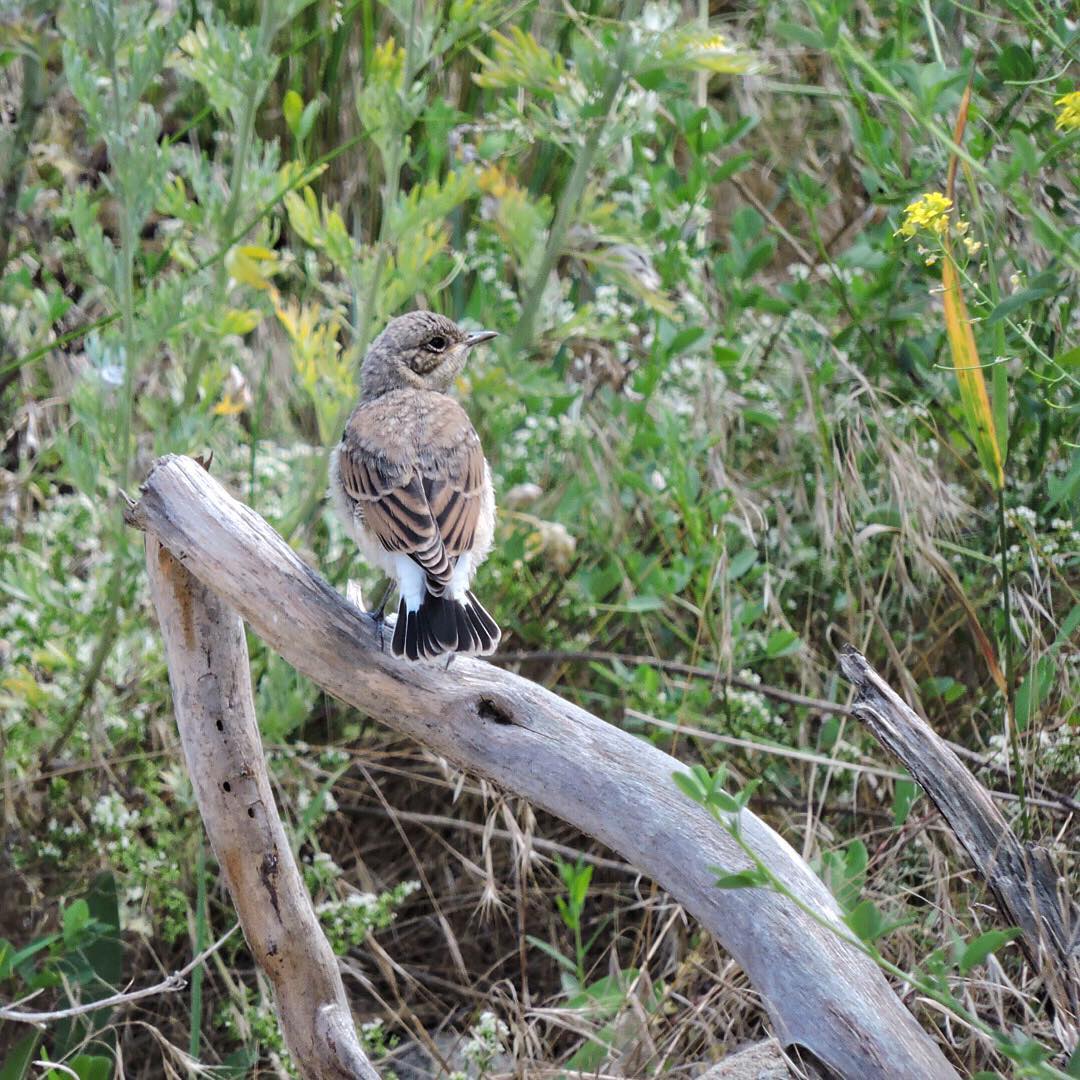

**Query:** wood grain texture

left=144, top=531, right=379, bottom=1080
left=839, top=645, right=1079, bottom=1046
left=132, top=454, right=959, bottom=1080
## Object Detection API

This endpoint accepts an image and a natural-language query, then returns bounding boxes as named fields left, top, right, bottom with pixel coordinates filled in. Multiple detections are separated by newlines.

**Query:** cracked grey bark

left=132, top=454, right=959, bottom=1080
left=144, top=531, right=379, bottom=1080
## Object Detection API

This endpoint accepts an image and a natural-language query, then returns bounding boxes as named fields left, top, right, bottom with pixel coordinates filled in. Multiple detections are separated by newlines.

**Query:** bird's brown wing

left=337, top=392, right=486, bottom=591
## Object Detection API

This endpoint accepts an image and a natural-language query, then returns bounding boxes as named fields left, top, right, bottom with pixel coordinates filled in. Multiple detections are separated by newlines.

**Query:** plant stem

left=56, top=0, right=142, bottom=768
left=354, top=0, right=423, bottom=356
left=996, top=486, right=1027, bottom=838
left=190, top=839, right=208, bottom=1058
left=510, top=0, right=644, bottom=354
left=0, top=46, right=45, bottom=378
left=184, top=0, right=279, bottom=406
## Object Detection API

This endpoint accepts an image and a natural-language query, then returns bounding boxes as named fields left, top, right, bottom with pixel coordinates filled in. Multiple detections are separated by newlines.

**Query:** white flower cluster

left=91, top=790, right=138, bottom=833
left=462, top=1010, right=510, bottom=1071
left=727, top=668, right=776, bottom=730
left=311, top=850, right=342, bottom=877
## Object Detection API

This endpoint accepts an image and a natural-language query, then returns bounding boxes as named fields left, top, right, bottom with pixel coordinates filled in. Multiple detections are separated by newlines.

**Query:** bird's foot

left=369, top=581, right=395, bottom=653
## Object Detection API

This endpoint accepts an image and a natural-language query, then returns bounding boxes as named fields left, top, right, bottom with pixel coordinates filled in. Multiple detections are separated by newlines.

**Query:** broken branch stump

left=839, top=644, right=1079, bottom=1049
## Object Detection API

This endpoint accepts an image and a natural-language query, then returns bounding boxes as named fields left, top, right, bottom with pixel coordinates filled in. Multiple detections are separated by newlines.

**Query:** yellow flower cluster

left=895, top=192, right=953, bottom=239
left=1055, top=91, right=1080, bottom=132
left=895, top=191, right=983, bottom=263
left=693, top=33, right=731, bottom=53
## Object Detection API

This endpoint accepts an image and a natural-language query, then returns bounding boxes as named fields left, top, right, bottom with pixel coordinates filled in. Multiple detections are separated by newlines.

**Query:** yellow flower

left=226, top=245, right=280, bottom=291
left=693, top=32, right=730, bottom=53
left=895, top=192, right=953, bottom=240
left=1054, top=90, right=1080, bottom=132
left=477, top=164, right=513, bottom=199
left=213, top=393, right=246, bottom=417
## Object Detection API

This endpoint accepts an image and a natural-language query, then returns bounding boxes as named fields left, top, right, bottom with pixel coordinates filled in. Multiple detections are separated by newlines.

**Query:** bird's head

left=360, top=311, right=497, bottom=399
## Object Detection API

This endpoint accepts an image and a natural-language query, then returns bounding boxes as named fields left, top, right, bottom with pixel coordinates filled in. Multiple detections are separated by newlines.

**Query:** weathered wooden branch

left=839, top=645, right=1079, bottom=1048
left=130, top=454, right=959, bottom=1080
left=144, top=530, right=380, bottom=1080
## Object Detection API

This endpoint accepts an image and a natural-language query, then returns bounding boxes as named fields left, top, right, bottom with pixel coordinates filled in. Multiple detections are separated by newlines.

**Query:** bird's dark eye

left=425, top=335, right=448, bottom=353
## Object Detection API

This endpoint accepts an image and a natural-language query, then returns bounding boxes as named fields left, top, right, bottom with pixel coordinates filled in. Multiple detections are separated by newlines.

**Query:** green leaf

left=996, top=43, right=1034, bottom=82
left=664, top=325, right=706, bottom=358
left=298, top=98, right=321, bottom=142
left=672, top=770, right=707, bottom=804
left=6, top=933, right=59, bottom=976
left=625, top=594, right=664, bottom=612
left=838, top=841, right=868, bottom=911
left=743, top=408, right=779, bottom=430
left=62, top=900, right=91, bottom=946
left=0, top=1033, right=40, bottom=1080
left=1015, top=656, right=1054, bottom=732
left=765, top=629, right=801, bottom=658
left=526, top=935, right=577, bottom=972
left=706, top=788, right=740, bottom=814
left=844, top=899, right=884, bottom=943
left=892, top=779, right=919, bottom=827
left=1047, top=448, right=1080, bottom=509
left=1052, top=603, right=1080, bottom=651
left=1066, top=1043, right=1080, bottom=1078
left=727, top=549, right=756, bottom=580
left=69, top=1056, right=113, bottom=1080
left=958, top=929, right=1020, bottom=974
left=773, top=21, right=825, bottom=48
left=711, top=151, right=752, bottom=185
left=565, top=970, right=638, bottom=1017
left=984, top=273, right=1058, bottom=326
left=711, top=867, right=769, bottom=890
left=741, top=239, right=776, bottom=279
left=1054, top=345, right=1080, bottom=370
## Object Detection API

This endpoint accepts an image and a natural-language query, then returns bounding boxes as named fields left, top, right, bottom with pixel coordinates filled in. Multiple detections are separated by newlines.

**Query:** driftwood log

left=129, top=454, right=959, bottom=1080
left=144, top=531, right=379, bottom=1080
left=839, top=646, right=1079, bottom=1049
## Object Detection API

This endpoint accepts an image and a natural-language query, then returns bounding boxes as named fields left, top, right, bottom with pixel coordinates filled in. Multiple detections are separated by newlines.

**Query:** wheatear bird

left=330, top=311, right=501, bottom=661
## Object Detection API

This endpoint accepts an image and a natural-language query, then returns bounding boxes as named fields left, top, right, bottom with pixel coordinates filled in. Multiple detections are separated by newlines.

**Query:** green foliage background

left=0, top=0, right=1076, bottom=1075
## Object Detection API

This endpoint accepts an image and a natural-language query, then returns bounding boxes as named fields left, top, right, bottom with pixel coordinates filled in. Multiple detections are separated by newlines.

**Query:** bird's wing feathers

left=337, top=393, right=486, bottom=591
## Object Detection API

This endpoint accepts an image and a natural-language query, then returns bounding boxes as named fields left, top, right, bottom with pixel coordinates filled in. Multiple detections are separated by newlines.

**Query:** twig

left=629, top=710, right=1074, bottom=813
left=499, top=649, right=1080, bottom=813
left=494, top=648, right=851, bottom=714
left=346, top=805, right=639, bottom=874
left=0, top=924, right=239, bottom=1024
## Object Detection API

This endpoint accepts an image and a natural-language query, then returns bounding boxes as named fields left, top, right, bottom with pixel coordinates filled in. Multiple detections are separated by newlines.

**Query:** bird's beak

left=464, top=330, right=498, bottom=348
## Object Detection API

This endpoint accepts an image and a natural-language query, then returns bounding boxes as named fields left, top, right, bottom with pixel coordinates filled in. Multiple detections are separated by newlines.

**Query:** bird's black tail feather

left=392, top=591, right=500, bottom=660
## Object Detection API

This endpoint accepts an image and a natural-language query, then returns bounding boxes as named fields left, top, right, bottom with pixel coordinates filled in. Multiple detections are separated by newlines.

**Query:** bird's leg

left=369, top=580, right=395, bottom=652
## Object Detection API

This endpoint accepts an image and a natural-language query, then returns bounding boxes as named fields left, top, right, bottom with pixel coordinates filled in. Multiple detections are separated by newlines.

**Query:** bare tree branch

left=128, top=454, right=959, bottom=1080
left=839, top=644, right=1079, bottom=1049
left=144, top=531, right=380, bottom=1080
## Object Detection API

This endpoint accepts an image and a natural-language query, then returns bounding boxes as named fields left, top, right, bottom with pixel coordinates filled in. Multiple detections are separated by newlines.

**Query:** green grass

left=0, top=0, right=1077, bottom=1076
